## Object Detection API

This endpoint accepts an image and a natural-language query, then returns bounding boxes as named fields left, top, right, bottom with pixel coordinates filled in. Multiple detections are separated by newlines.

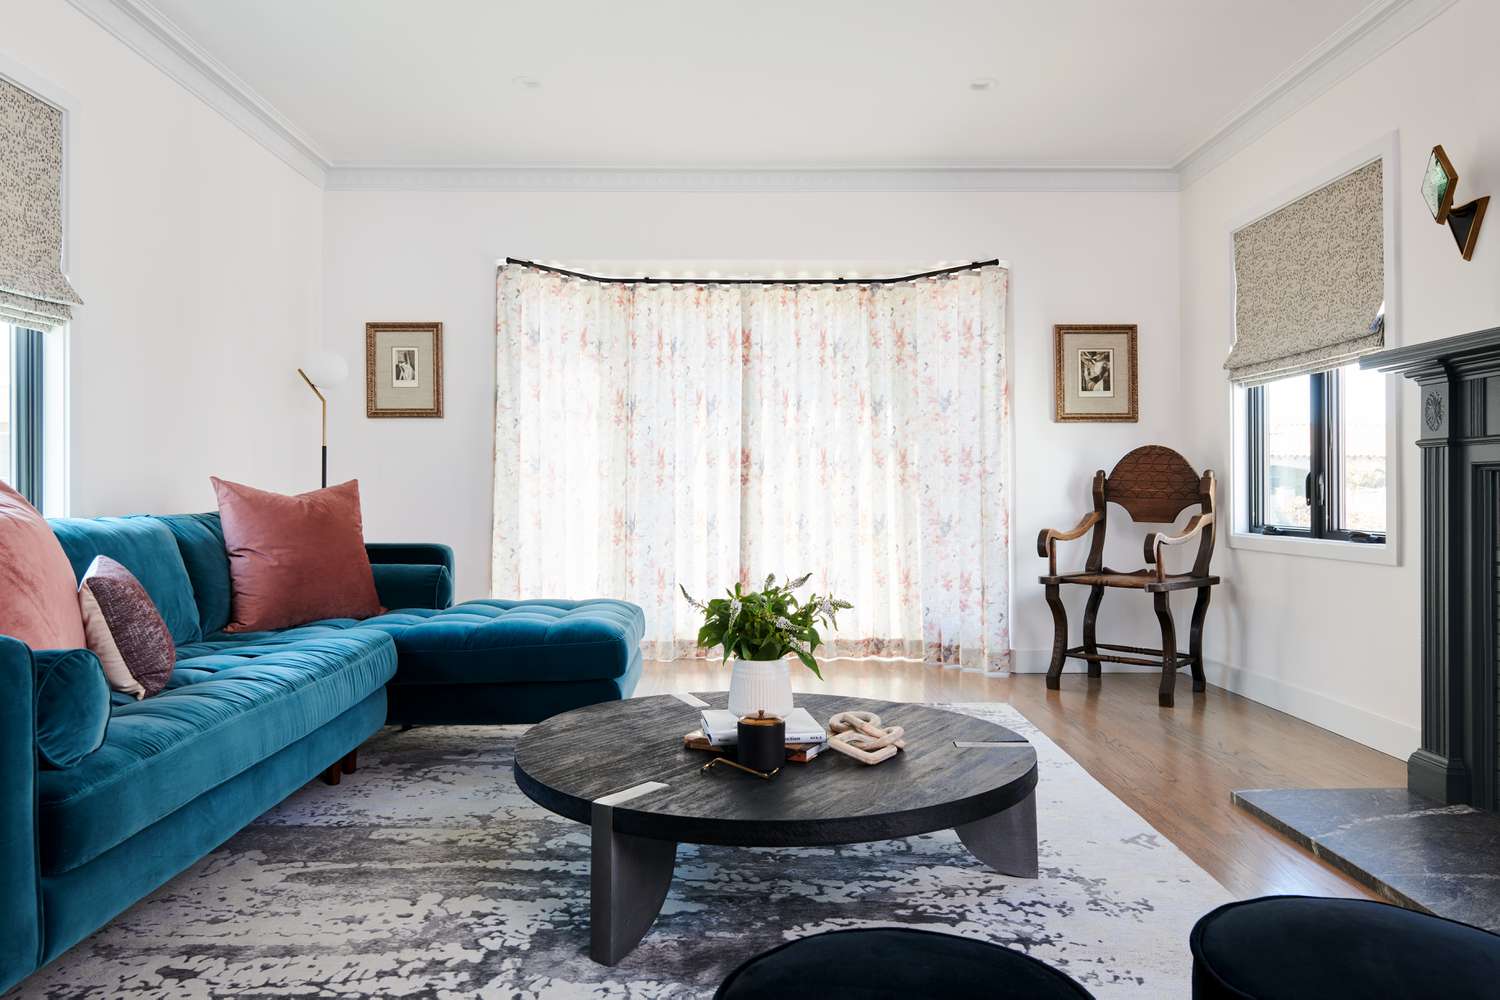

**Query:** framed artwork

left=366, top=322, right=443, bottom=418
left=1053, top=324, right=1138, bottom=422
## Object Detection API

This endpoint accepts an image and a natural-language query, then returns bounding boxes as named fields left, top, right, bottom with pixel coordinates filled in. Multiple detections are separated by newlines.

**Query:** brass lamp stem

left=296, top=368, right=327, bottom=445
left=297, top=368, right=329, bottom=488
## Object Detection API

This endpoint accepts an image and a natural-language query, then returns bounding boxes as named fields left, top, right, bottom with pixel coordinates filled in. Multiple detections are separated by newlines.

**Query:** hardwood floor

left=635, top=659, right=1406, bottom=900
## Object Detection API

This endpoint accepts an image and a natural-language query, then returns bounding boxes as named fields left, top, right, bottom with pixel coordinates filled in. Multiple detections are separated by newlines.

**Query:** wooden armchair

left=1037, top=445, right=1219, bottom=707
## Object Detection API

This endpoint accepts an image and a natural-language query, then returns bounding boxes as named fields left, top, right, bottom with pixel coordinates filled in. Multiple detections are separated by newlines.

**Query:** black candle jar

left=736, top=715, right=786, bottom=774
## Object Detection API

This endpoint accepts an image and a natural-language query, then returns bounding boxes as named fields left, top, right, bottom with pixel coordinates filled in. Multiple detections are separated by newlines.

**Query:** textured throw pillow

left=211, top=477, right=383, bottom=632
left=0, top=479, right=87, bottom=649
left=78, top=555, right=176, bottom=698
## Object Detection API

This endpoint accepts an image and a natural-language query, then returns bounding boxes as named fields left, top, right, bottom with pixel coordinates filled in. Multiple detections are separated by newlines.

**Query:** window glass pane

left=1261, top=373, right=1311, bottom=528
left=0, top=327, right=10, bottom=484
left=1339, top=363, right=1386, bottom=533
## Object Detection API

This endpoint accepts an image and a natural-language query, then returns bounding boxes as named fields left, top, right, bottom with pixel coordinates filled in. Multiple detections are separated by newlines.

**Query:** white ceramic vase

left=726, top=657, right=795, bottom=719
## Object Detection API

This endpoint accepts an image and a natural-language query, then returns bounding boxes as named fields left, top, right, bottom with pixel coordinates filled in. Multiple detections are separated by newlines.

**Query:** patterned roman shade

left=1225, top=158, right=1384, bottom=385
left=0, top=76, right=82, bottom=330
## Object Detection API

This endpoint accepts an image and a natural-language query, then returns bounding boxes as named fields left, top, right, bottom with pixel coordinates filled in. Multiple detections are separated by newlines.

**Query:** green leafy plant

left=681, top=573, right=852, bottom=680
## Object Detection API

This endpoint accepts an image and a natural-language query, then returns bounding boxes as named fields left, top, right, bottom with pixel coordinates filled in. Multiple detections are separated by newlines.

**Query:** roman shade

left=1225, top=158, right=1383, bottom=385
left=0, top=77, right=82, bottom=331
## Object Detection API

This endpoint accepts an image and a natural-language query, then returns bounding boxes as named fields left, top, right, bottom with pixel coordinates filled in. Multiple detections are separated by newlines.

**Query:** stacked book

left=688, top=708, right=829, bottom=762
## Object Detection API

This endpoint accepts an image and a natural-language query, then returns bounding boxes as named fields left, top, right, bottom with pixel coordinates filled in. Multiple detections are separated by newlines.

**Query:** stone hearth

left=1234, top=788, right=1500, bottom=929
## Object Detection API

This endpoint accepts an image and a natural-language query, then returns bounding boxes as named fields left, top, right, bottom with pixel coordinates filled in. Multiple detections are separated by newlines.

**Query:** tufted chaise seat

left=175, top=598, right=647, bottom=724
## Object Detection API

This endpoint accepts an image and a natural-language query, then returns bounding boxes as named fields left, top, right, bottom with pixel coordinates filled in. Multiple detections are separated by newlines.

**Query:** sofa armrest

left=365, top=542, right=454, bottom=576
left=371, top=563, right=454, bottom=611
left=366, top=543, right=455, bottom=610
left=0, top=636, right=41, bottom=993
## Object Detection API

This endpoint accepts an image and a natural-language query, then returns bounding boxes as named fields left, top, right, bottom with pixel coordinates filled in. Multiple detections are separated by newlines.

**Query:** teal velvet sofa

left=1, top=511, right=644, bottom=993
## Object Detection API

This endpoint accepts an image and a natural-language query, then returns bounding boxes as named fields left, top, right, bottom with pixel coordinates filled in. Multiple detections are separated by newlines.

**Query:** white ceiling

left=144, top=0, right=1372, bottom=170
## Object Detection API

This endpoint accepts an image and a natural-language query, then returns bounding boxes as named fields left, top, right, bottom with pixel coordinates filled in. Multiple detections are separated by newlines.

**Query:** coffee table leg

left=591, top=802, right=676, bottom=964
left=955, top=787, right=1039, bottom=878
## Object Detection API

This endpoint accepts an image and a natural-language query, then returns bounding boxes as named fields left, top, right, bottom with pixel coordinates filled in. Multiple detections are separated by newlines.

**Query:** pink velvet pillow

left=0, top=480, right=87, bottom=649
left=211, top=477, right=383, bottom=632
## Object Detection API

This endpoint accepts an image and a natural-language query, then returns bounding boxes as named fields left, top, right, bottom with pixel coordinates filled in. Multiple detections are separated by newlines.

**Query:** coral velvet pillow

left=211, top=477, right=383, bottom=632
left=78, top=555, right=176, bottom=698
left=0, top=479, right=87, bottom=649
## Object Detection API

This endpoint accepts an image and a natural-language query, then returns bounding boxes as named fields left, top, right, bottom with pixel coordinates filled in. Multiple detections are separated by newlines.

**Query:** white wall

left=322, top=189, right=1185, bottom=651
left=3, top=2, right=325, bottom=517
left=1180, top=0, right=1500, bottom=757
left=29, top=0, right=1471, bottom=758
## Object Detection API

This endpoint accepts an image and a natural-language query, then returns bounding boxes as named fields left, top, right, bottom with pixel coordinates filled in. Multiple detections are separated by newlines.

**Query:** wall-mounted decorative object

left=1421, top=144, right=1488, bottom=261
left=1053, top=324, right=1138, bottom=422
left=365, top=322, right=443, bottom=418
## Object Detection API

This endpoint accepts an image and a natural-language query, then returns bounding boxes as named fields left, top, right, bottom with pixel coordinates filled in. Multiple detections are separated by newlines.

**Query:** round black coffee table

left=514, top=692, right=1039, bottom=964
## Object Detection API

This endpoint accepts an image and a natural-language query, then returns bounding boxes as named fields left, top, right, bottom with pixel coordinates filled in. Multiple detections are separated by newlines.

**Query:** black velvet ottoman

left=1191, top=895, right=1500, bottom=998
left=716, top=928, right=1092, bottom=999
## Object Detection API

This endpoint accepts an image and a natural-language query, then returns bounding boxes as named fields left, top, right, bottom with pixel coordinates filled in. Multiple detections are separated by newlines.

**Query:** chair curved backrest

left=1104, top=445, right=1209, bottom=523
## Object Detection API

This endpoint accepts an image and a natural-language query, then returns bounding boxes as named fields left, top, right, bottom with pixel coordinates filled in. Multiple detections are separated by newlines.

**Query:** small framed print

left=1054, top=324, right=1138, bottom=422
left=366, top=322, right=443, bottom=418
left=391, top=347, right=419, bottom=388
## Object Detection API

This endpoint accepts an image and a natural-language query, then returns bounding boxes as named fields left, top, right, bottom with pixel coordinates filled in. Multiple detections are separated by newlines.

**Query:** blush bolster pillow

left=211, top=477, right=383, bottom=632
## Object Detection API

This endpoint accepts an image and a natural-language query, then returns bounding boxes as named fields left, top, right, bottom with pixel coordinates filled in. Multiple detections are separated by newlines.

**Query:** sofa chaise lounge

left=2, top=511, right=644, bottom=993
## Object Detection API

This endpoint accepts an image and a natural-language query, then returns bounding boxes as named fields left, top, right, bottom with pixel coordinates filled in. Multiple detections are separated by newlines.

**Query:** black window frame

left=8, top=326, right=44, bottom=509
left=1246, top=366, right=1385, bottom=544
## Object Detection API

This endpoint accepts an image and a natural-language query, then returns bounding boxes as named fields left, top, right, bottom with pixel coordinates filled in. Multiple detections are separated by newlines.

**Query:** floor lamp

left=296, top=351, right=349, bottom=488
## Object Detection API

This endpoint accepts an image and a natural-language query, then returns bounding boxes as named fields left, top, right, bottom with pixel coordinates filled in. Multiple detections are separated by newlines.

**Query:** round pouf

left=1191, top=895, right=1500, bottom=998
left=716, top=928, right=1093, bottom=999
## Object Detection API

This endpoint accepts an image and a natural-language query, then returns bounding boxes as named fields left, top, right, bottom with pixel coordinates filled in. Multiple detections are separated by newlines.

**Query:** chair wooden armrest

left=1037, top=511, right=1102, bottom=575
left=1143, top=513, right=1215, bottom=580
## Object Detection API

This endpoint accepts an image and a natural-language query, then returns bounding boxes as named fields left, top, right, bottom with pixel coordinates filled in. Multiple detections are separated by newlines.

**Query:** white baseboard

left=1010, top=649, right=1418, bottom=760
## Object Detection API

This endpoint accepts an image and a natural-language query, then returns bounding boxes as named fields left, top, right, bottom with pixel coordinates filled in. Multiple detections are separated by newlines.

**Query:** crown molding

left=68, top=0, right=1459, bottom=195
left=323, top=164, right=1180, bottom=193
left=65, top=0, right=330, bottom=186
left=1174, top=0, right=1458, bottom=186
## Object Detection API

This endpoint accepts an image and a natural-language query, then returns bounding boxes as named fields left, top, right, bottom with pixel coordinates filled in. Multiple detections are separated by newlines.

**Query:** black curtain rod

left=503, top=257, right=1000, bottom=286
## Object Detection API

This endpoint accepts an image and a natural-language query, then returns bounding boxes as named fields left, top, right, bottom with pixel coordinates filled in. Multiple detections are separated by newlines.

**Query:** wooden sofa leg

left=1082, top=585, right=1105, bottom=678
left=1189, top=588, right=1211, bottom=694
left=1045, top=583, right=1068, bottom=690
left=340, top=749, right=358, bottom=775
left=321, top=763, right=342, bottom=786
left=1154, top=591, right=1177, bottom=707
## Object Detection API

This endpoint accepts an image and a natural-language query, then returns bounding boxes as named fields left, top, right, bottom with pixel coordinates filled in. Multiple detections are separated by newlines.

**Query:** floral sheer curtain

left=494, top=263, right=1010, bottom=670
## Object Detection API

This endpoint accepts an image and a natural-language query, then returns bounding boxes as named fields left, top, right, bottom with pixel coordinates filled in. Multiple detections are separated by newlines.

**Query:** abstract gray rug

left=12, top=703, right=1231, bottom=998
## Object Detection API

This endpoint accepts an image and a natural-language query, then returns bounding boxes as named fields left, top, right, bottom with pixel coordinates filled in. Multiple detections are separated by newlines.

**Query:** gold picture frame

left=366, top=322, right=443, bottom=418
left=1053, top=324, right=1138, bottom=422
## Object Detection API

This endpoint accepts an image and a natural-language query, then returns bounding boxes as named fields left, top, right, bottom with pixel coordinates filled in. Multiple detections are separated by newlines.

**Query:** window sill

left=1227, top=531, right=1399, bottom=566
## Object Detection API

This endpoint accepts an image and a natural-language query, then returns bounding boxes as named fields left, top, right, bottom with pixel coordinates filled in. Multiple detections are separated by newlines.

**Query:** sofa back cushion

left=0, top=481, right=87, bottom=649
left=158, top=513, right=233, bottom=636
left=49, top=517, right=202, bottom=646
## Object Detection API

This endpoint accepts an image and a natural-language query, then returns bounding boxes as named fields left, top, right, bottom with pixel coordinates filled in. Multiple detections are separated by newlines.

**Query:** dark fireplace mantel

left=1364, top=325, right=1500, bottom=809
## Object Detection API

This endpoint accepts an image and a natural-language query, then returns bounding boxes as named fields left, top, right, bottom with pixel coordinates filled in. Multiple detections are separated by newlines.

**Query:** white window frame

left=1226, top=132, right=1403, bottom=567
